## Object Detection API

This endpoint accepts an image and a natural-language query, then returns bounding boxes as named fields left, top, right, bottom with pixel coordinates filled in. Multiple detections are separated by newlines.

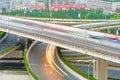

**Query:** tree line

left=1, top=8, right=120, bottom=19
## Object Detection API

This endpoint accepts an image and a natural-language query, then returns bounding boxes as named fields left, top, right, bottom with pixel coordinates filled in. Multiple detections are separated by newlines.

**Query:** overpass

left=0, top=15, right=120, bottom=80
left=90, top=25, right=120, bottom=35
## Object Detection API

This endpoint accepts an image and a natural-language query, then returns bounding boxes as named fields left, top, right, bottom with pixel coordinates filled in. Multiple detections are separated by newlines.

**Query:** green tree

left=110, top=14, right=120, bottom=19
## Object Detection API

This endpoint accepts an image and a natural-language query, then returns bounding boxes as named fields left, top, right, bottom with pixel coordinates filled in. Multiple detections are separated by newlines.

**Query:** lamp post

left=75, top=59, right=95, bottom=80
left=88, top=59, right=95, bottom=80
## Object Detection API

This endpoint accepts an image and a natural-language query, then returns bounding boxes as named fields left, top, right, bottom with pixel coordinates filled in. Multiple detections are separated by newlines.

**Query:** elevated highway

left=0, top=15, right=120, bottom=64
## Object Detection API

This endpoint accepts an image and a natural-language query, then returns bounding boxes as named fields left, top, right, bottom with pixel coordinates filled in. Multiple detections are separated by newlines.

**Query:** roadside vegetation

left=100, top=28, right=119, bottom=34
left=57, top=47, right=96, bottom=80
left=0, top=31, right=5, bottom=39
left=2, top=8, right=120, bottom=19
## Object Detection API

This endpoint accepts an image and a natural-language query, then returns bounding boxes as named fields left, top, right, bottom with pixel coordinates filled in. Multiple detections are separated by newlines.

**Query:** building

left=10, top=0, right=23, bottom=10
left=75, top=0, right=87, bottom=5
left=87, top=0, right=120, bottom=14
left=0, top=0, right=9, bottom=12
left=43, top=0, right=88, bottom=9
left=112, top=2, right=120, bottom=11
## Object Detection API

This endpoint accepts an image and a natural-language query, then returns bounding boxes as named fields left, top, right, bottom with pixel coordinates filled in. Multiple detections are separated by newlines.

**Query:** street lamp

left=72, top=58, right=95, bottom=80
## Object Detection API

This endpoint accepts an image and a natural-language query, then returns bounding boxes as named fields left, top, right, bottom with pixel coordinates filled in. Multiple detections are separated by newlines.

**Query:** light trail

left=49, top=45, right=68, bottom=76
left=46, top=45, right=68, bottom=77
left=46, top=45, right=63, bottom=77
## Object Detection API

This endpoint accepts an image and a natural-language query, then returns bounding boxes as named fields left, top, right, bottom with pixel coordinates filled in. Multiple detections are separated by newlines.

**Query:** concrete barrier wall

left=55, top=48, right=88, bottom=80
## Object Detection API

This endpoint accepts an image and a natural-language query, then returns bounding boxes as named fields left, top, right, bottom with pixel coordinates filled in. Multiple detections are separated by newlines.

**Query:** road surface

left=0, top=34, right=18, bottom=51
left=28, top=42, right=82, bottom=80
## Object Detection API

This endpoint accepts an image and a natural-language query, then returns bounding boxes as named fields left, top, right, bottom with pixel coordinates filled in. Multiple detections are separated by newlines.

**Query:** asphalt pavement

left=28, top=42, right=69, bottom=80
left=0, top=33, right=18, bottom=51
left=28, top=42, right=81, bottom=80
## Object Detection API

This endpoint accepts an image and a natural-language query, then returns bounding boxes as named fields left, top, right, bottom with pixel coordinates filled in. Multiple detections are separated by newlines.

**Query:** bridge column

left=107, top=29, right=111, bottom=34
left=116, top=28, right=119, bottom=35
left=93, top=58, right=107, bottom=80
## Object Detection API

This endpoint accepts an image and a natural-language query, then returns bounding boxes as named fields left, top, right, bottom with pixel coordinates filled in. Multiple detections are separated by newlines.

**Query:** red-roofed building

left=50, top=4, right=89, bottom=10
left=70, top=4, right=89, bottom=9
left=51, top=5, right=70, bottom=10
left=27, top=5, right=46, bottom=10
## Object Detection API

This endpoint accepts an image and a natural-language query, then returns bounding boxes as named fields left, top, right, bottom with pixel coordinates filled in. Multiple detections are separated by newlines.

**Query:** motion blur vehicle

left=88, top=31, right=120, bottom=43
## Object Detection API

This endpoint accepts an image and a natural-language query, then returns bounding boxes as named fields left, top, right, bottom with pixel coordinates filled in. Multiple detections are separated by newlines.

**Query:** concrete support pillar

left=93, top=58, right=107, bottom=80
left=116, top=28, right=119, bottom=35
left=107, top=29, right=111, bottom=34
left=116, top=30, right=119, bottom=35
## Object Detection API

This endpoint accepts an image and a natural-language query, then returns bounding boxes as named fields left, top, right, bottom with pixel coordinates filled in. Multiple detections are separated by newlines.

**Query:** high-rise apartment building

left=43, top=0, right=76, bottom=6
left=0, top=0, right=9, bottom=11
left=87, top=0, right=120, bottom=14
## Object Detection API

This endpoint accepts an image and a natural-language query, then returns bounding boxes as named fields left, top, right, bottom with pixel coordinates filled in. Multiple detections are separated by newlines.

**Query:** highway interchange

left=0, top=16, right=120, bottom=58
left=0, top=34, right=119, bottom=79
left=0, top=15, right=120, bottom=80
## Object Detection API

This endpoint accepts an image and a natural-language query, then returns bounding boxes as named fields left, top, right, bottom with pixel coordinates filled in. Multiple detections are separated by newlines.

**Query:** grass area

left=57, top=47, right=96, bottom=80
left=0, top=31, right=5, bottom=39
left=23, top=50, right=40, bottom=80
